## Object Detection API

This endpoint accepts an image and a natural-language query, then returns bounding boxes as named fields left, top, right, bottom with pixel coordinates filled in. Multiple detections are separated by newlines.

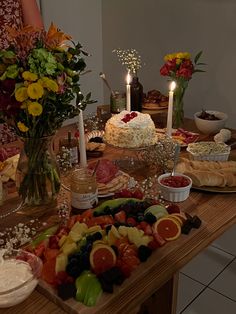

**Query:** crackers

left=98, top=172, right=130, bottom=196
left=86, top=142, right=106, bottom=152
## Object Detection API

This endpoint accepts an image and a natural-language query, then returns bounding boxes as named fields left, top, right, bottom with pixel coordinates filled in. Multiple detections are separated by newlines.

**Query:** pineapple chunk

left=71, top=222, right=88, bottom=235
left=55, top=254, right=68, bottom=273
left=69, top=230, right=83, bottom=242
left=86, top=226, right=102, bottom=234
left=118, top=226, right=128, bottom=237
left=62, top=242, right=77, bottom=255
left=58, top=235, right=67, bottom=247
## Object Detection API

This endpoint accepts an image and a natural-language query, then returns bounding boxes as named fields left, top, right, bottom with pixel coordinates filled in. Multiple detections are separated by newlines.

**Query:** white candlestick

left=126, top=72, right=131, bottom=111
left=166, top=81, right=176, bottom=137
left=78, top=110, right=87, bottom=168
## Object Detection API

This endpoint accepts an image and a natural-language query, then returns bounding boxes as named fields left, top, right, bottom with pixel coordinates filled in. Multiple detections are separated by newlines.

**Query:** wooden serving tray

left=36, top=224, right=205, bottom=314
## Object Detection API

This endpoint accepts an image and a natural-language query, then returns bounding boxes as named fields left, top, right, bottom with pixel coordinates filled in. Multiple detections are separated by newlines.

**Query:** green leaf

left=194, top=51, right=203, bottom=64
left=196, top=62, right=207, bottom=66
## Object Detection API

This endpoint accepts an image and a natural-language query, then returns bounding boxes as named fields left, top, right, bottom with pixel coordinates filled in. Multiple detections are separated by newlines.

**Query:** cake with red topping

left=104, top=111, right=157, bottom=148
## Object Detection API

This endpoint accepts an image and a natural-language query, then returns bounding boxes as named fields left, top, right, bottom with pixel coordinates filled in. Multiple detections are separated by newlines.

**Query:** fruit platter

left=26, top=192, right=202, bottom=311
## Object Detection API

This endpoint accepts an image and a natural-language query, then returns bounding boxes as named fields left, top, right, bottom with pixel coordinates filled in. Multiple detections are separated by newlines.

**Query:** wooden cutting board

left=36, top=224, right=205, bottom=314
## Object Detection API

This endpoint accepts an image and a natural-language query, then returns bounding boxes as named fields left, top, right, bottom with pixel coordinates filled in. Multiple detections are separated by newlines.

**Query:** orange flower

left=45, top=23, right=72, bottom=49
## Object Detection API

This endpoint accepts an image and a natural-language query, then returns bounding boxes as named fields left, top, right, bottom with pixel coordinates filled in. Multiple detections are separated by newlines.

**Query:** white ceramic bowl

left=194, top=111, right=228, bottom=134
left=158, top=173, right=192, bottom=202
left=187, top=141, right=231, bottom=161
left=0, top=249, right=42, bottom=308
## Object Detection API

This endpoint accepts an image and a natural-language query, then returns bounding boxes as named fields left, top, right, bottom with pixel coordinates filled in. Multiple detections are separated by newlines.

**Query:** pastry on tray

left=142, top=90, right=168, bottom=110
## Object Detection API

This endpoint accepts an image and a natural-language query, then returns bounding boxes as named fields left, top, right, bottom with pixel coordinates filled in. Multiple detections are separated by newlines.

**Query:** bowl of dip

left=187, top=141, right=231, bottom=161
left=158, top=173, right=192, bottom=202
left=0, top=249, right=42, bottom=308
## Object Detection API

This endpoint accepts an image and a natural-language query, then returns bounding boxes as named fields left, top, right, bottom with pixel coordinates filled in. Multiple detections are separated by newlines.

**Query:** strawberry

left=48, top=235, right=59, bottom=249
left=115, top=188, right=133, bottom=198
left=114, top=210, right=127, bottom=224
left=126, top=217, right=137, bottom=226
left=139, top=221, right=149, bottom=230
left=148, top=240, right=161, bottom=250
left=166, top=204, right=180, bottom=214
left=153, top=232, right=166, bottom=246
left=139, top=221, right=152, bottom=235
left=143, top=224, right=153, bottom=235
left=131, top=188, right=144, bottom=200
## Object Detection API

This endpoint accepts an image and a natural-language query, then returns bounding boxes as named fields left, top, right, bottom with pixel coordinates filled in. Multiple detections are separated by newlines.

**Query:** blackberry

left=57, top=283, right=76, bottom=300
left=105, top=225, right=112, bottom=234
left=138, top=245, right=152, bottom=262
left=92, top=232, right=103, bottom=241
left=144, top=213, right=157, bottom=224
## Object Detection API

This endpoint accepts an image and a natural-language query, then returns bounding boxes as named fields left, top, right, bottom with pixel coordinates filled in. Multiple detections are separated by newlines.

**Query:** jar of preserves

left=110, top=91, right=126, bottom=114
left=70, top=168, right=98, bottom=213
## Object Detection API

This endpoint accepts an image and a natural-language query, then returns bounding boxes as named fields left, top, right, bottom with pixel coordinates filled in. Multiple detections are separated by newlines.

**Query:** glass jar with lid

left=70, top=167, right=98, bottom=213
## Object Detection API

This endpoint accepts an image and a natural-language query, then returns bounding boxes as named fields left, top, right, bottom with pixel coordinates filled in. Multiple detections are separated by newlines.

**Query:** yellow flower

left=176, top=58, right=182, bottom=65
left=164, top=53, right=173, bottom=62
left=183, top=52, right=191, bottom=59
left=20, top=99, right=30, bottom=109
left=40, top=77, right=58, bottom=92
left=27, top=83, right=44, bottom=100
left=15, top=87, right=28, bottom=102
left=17, top=122, right=29, bottom=132
left=28, top=101, right=43, bottom=116
left=22, top=71, right=38, bottom=82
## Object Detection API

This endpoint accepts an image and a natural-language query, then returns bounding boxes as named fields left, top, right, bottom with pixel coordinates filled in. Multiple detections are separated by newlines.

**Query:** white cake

left=104, top=111, right=157, bottom=148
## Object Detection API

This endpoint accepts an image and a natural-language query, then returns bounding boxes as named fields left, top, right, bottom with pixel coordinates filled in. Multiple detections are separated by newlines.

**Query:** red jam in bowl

left=160, top=175, right=190, bottom=188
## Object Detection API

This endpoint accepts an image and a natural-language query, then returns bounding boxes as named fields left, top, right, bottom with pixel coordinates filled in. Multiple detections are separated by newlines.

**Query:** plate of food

left=156, top=128, right=200, bottom=147
left=175, top=157, right=236, bottom=193
left=88, top=159, right=135, bottom=197
left=142, top=90, right=168, bottom=110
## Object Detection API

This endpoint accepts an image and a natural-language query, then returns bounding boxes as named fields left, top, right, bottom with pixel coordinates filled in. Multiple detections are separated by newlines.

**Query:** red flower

left=160, top=59, right=177, bottom=76
left=176, top=67, right=192, bottom=80
left=167, top=59, right=177, bottom=71
left=160, top=64, right=170, bottom=76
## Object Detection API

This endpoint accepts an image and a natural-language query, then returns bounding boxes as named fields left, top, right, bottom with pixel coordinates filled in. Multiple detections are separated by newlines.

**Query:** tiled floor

left=177, top=224, right=236, bottom=314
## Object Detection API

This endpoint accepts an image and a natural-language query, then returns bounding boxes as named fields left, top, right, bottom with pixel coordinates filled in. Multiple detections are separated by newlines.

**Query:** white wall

left=102, top=0, right=236, bottom=128
left=40, top=0, right=103, bottom=120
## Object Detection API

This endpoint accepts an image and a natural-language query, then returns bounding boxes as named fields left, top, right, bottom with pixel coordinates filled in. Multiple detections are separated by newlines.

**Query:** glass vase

left=173, top=86, right=186, bottom=128
left=16, top=136, right=61, bottom=206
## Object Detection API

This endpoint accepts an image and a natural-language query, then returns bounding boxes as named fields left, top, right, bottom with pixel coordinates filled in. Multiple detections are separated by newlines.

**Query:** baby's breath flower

left=113, top=48, right=142, bottom=74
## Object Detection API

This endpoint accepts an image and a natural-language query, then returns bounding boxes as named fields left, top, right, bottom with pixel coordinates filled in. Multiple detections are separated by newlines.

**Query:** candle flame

left=126, top=72, right=131, bottom=85
left=170, top=81, right=176, bottom=92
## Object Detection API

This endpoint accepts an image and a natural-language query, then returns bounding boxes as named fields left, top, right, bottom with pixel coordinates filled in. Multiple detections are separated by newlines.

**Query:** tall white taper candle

left=166, top=81, right=176, bottom=137
left=126, top=71, right=131, bottom=111
left=78, top=110, right=87, bottom=167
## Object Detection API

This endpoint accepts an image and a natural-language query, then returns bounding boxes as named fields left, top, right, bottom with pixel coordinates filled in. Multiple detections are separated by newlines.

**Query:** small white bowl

left=158, top=173, right=192, bottom=202
left=187, top=141, right=231, bottom=161
left=0, top=249, right=42, bottom=308
left=194, top=111, right=228, bottom=134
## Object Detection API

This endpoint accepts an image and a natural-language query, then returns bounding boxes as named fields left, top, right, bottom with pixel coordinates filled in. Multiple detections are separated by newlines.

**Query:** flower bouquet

left=0, top=24, right=94, bottom=206
left=160, top=51, right=205, bottom=127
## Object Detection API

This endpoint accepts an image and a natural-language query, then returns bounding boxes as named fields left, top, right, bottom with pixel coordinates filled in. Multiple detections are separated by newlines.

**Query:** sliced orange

left=168, top=215, right=183, bottom=227
left=90, top=244, right=116, bottom=274
left=172, top=213, right=187, bottom=223
left=153, top=217, right=181, bottom=241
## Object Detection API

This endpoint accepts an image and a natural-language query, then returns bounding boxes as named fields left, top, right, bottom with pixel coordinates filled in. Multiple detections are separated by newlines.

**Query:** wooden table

left=1, top=120, right=236, bottom=314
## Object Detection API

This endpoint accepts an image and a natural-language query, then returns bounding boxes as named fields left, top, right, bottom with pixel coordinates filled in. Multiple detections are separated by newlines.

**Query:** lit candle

left=78, top=110, right=87, bottom=168
left=166, top=81, right=176, bottom=137
left=126, top=71, right=131, bottom=111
